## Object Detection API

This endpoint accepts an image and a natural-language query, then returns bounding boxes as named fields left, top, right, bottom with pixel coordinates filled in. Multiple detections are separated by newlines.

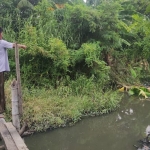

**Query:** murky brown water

left=24, top=95, right=150, bottom=150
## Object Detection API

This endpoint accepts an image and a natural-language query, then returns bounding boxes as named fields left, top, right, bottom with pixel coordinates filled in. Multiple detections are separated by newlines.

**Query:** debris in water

left=134, top=134, right=150, bottom=150
left=146, top=126, right=150, bottom=136
left=116, top=114, right=122, bottom=121
left=129, top=108, right=133, bottom=114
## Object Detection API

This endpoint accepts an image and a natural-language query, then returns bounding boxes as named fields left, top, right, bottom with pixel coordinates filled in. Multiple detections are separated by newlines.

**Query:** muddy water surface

left=25, top=95, right=150, bottom=150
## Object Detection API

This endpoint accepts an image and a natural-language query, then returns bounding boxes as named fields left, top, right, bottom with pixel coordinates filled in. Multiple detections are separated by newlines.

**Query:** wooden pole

left=0, top=145, right=5, bottom=150
left=0, top=72, right=5, bottom=113
left=15, top=43, right=23, bottom=116
left=11, top=80, right=20, bottom=131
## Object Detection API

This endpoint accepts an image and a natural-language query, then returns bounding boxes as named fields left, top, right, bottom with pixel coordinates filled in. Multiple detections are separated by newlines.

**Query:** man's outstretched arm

left=13, top=43, right=27, bottom=49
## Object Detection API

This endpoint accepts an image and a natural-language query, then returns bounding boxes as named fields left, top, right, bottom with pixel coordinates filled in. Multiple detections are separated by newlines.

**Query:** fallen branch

left=19, top=122, right=28, bottom=136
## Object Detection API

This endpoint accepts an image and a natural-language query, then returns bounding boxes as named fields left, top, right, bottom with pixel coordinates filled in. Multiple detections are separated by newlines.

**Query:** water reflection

left=25, top=96, right=150, bottom=150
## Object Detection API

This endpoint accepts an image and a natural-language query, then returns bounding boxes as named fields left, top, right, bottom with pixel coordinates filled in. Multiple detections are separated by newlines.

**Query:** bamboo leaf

left=130, top=68, right=137, bottom=78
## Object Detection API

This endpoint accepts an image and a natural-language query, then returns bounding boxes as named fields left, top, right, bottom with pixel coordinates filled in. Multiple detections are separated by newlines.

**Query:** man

left=0, top=27, right=26, bottom=113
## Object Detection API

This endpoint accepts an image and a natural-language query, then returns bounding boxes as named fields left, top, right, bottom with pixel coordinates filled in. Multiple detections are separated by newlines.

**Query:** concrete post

left=11, top=80, right=20, bottom=132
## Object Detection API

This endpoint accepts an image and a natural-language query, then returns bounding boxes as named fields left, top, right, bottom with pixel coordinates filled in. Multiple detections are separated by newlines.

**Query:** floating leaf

left=118, top=85, right=150, bottom=98
left=128, top=89, right=135, bottom=96
left=139, top=89, right=148, bottom=99
left=118, top=87, right=125, bottom=92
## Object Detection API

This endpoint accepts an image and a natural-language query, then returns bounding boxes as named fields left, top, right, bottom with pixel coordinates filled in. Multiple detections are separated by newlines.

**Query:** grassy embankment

left=4, top=79, right=122, bottom=132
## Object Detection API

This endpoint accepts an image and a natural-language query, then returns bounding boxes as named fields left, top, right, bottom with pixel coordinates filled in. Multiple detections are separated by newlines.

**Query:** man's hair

left=0, top=27, right=3, bottom=33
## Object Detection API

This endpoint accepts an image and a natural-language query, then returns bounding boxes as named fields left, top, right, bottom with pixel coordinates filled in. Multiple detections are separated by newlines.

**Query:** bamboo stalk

left=15, top=43, right=23, bottom=116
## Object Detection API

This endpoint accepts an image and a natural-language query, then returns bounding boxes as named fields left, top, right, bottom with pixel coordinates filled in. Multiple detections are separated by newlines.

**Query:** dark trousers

left=0, top=72, right=5, bottom=113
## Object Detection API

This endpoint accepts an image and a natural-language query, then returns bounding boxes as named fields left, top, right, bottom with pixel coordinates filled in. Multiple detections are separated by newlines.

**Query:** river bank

left=4, top=79, right=122, bottom=132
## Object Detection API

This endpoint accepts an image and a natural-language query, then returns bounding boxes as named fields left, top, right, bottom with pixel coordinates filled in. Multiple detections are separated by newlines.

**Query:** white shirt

left=0, top=40, right=13, bottom=72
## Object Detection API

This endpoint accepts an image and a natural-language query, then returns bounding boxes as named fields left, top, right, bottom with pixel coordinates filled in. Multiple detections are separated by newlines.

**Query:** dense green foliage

left=1, top=0, right=150, bottom=85
left=1, top=0, right=150, bottom=86
left=1, top=0, right=150, bottom=131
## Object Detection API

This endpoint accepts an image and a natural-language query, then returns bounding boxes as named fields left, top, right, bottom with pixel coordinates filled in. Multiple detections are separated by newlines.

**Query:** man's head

left=0, top=27, right=3, bottom=39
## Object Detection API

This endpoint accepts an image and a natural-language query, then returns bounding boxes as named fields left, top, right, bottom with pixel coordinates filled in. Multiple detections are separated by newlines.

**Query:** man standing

left=0, top=27, right=26, bottom=113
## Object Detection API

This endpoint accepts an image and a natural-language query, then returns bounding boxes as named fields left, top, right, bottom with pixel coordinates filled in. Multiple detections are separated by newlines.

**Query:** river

left=24, top=94, right=150, bottom=150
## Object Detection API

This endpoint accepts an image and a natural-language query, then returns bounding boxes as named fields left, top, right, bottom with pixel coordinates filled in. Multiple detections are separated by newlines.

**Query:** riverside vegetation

left=1, top=0, right=150, bottom=132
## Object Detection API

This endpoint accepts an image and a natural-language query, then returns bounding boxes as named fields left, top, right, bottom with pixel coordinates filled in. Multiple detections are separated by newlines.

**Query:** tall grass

left=4, top=79, right=122, bottom=132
